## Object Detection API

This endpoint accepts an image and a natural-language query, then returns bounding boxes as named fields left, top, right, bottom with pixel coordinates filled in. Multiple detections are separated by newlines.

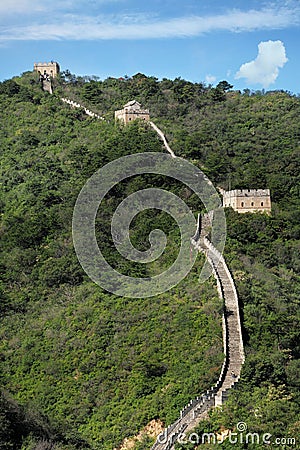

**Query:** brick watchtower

left=115, top=100, right=150, bottom=124
left=223, top=189, right=271, bottom=214
left=34, top=61, right=60, bottom=94
left=34, top=61, right=60, bottom=79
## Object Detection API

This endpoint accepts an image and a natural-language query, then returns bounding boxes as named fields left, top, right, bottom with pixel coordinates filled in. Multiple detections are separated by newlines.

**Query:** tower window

left=241, top=202, right=244, bottom=207
left=261, top=202, right=264, bottom=206
left=251, top=202, right=254, bottom=206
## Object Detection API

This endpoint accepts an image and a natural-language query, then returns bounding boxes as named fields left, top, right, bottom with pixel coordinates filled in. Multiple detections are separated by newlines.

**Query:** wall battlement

left=224, top=188, right=270, bottom=197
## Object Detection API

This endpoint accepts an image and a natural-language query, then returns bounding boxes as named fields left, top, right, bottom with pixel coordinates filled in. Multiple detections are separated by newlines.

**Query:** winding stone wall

left=151, top=217, right=244, bottom=450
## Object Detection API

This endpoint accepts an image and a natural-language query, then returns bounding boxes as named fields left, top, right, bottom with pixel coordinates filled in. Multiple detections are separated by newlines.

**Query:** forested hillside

left=0, top=70, right=299, bottom=449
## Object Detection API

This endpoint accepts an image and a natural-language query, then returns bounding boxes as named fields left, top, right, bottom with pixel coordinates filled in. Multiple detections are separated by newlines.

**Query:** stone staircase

left=151, top=213, right=244, bottom=450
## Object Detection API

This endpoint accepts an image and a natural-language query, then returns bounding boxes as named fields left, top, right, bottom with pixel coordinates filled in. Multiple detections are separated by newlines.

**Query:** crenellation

left=34, top=61, right=60, bottom=78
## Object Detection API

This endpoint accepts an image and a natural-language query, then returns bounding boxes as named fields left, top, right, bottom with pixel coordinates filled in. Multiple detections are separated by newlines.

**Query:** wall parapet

left=61, top=97, right=104, bottom=120
left=223, top=188, right=270, bottom=198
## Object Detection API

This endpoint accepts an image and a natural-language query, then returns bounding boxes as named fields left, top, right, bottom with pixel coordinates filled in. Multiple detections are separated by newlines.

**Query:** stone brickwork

left=115, top=100, right=150, bottom=124
left=223, top=189, right=271, bottom=214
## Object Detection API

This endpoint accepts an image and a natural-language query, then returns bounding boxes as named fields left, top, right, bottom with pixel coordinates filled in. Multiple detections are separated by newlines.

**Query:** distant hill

left=0, top=71, right=299, bottom=449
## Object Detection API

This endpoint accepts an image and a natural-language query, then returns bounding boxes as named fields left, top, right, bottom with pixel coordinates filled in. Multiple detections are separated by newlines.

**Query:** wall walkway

left=151, top=214, right=244, bottom=449
left=149, top=121, right=176, bottom=158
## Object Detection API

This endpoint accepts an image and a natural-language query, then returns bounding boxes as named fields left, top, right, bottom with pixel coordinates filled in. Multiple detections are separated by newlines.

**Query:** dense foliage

left=0, top=70, right=299, bottom=449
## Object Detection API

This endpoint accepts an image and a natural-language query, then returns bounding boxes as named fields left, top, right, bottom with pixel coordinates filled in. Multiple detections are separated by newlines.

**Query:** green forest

left=0, top=70, right=299, bottom=449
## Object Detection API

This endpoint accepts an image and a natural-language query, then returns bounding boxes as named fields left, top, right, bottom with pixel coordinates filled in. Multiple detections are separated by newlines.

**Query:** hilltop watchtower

left=34, top=61, right=60, bottom=94
left=34, top=61, right=60, bottom=79
left=115, top=100, right=150, bottom=124
left=223, top=189, right=271, bottom=214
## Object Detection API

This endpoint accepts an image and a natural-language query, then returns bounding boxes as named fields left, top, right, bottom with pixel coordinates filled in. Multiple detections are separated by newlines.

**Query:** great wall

left=37, top=66, right=245, bottom=449
left=151, top=214, right=245, bottom=449
left=61, top=97, right=105, bottom=120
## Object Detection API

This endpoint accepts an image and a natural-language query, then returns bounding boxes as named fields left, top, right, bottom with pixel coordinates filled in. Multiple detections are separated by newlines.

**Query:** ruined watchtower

left=223, top=189, right=271, bottom=214
left=115, top=100, right=150, bottom=124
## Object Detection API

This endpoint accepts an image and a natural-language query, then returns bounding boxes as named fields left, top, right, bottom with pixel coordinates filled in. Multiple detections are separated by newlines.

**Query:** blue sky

left=0, top=0, right=300, bottom=93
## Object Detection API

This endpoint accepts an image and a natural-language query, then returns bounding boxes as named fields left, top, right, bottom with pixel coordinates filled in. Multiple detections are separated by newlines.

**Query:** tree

left=216, top=80, right=233, bottom=92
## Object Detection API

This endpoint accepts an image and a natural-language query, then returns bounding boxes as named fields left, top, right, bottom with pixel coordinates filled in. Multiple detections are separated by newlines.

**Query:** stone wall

left=151, top=217, right=245, bottom=450
left=149, top=121, right=176, bottom=158
left=61, top=97, right=104, bottom=120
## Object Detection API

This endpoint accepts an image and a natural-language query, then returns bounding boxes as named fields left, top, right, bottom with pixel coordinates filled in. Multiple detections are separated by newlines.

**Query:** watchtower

left=115, top=100, right=150, bottom=124
left=34, top=61, right=60, bottom=94
left=223, top=189, right=271, bottom=214
left=34, top=61, right=60, bottom=79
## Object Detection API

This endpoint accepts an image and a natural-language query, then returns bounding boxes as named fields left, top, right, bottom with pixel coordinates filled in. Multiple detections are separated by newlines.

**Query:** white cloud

left=235, top=40, right=288, bottom=88
left=0, top=3, right=300, bottom=40
left=0, top=0, right=46, bottom=15
left=0, top=0, right=122, bottom=16
left=205, top=74, right=216, bottom=84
